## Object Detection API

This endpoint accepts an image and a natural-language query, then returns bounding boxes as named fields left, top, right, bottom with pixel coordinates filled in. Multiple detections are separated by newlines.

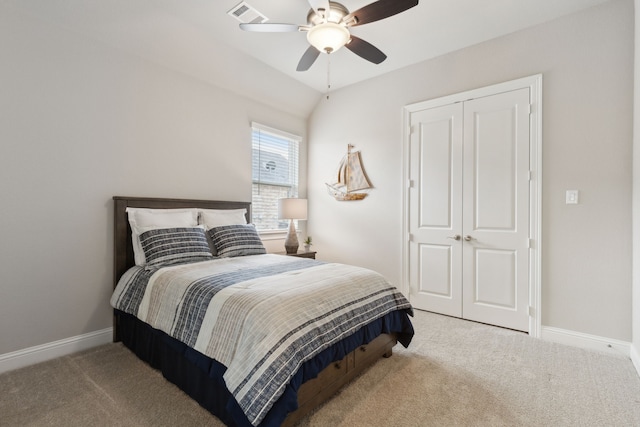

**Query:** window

left=251, top=122, right=301, bottom=232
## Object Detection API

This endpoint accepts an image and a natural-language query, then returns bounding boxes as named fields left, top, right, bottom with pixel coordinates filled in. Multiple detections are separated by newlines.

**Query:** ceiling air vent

left=227, top=2, right=268, bottom=24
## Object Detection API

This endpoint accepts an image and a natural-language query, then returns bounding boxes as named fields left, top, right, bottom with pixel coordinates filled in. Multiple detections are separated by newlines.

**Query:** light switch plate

left=566, top=190, right=579, bottom=204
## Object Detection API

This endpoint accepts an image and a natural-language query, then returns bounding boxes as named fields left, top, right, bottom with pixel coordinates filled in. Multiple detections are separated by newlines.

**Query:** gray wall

left=0, top=0, right=636, bottom=358
left=0, top=6, right=308, bottom=354
left=308, top=0, right=634, bottom=341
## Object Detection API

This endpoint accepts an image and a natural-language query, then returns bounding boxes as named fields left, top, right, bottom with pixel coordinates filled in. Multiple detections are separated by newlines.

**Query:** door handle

left=464, top=235, right=474, bottom=241
left=447, top=235, right=461, bottom=241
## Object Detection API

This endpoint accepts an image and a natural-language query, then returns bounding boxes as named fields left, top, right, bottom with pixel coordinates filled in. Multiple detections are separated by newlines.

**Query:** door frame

left=402, top=74, right=543, bottom=337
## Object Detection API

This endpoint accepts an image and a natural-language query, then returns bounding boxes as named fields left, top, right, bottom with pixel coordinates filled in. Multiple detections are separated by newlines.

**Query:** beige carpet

left=2, top=310, right=640, bottom=426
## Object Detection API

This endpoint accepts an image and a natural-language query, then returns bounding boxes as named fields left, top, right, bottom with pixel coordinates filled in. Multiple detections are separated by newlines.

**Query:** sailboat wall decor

left=326, top=144, right=373, bottom=201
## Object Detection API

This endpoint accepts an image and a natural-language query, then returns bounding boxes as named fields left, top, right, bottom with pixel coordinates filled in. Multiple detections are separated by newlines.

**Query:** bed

left=111, top=196, right=414, bottom=427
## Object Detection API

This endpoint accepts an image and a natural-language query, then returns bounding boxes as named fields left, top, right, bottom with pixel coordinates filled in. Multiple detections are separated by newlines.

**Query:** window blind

left=251, top=122, right=301, bottom=231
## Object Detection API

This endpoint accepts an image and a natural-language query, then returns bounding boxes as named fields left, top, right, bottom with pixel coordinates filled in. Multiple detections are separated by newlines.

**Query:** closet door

left=408, top=88, right=531, bottom=332
left=461, top=88, right=530, bottom=331
left=408, top=102, right=463, bottom=317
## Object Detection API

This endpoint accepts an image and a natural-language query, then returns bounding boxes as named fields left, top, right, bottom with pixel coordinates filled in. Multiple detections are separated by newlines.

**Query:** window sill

left=258, top=230, right=291, bottom=241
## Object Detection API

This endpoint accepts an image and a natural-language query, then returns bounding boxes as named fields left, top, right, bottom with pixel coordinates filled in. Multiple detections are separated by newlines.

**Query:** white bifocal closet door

left=409, top=88, right=530, bottom=332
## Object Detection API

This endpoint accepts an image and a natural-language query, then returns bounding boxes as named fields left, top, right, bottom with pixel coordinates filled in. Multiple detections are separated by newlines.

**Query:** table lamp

left=278, top=198, right=307, bottom=254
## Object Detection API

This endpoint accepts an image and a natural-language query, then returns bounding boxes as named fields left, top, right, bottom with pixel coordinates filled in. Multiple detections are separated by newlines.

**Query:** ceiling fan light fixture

left=307, top=22, right=350, bottom=53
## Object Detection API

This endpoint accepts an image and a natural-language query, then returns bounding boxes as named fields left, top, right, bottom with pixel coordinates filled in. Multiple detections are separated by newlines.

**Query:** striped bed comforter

left=111, top=254, right=412, bottom=426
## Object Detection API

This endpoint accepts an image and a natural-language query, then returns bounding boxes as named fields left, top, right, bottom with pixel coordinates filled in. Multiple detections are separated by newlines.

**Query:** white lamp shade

left=278, top=198, right=308, bottom=220
left=306, top=22, right=350, bottom=53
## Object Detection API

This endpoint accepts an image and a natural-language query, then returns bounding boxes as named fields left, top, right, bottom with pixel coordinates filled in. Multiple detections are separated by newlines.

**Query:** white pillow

left=198, top=208, right=247, bottom=230
left=126, top=208, right=199, bottom=265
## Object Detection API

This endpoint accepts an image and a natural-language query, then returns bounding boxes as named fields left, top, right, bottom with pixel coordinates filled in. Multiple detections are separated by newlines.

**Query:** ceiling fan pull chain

left=326, top=53, right=331, bottom=100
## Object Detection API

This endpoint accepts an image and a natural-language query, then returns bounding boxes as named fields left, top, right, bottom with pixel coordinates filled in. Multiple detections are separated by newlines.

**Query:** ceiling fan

left=239, top=0, right=419, bottom=71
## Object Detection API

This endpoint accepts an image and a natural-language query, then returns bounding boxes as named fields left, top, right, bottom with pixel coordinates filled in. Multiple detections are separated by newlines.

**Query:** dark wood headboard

left=112, top=196, right=252, bottom=289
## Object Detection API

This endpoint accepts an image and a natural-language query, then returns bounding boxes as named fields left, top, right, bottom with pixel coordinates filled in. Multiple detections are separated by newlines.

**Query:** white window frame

left=251, top=122, right=302, bottom=235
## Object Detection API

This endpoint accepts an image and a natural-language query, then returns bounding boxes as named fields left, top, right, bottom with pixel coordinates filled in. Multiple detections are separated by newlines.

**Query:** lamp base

left=284, top=244, right=299, bottom=254
left=284, top=219, right=299, bottom=254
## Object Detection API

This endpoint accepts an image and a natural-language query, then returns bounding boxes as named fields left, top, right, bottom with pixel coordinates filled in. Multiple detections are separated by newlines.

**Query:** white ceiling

left=7, top=0, right=611, bottom=94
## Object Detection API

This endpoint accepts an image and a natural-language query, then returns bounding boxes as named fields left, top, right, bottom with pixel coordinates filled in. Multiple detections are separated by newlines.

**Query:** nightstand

left=277, top=251, right=316, bottom=259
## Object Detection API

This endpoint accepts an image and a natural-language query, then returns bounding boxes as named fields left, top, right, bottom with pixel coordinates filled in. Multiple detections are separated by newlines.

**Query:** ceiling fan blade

left=239, top=23, right=301, bottom=32
left=345, top=36, right=387, bottom=64
left=297, top=46, right=321, bottom=71
left=342, top=0, right=419, bottom=27
left=308, top=0, right=331, bottom=15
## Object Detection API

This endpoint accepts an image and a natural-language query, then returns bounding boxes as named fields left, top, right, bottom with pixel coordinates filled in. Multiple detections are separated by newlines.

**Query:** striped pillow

left=208, top=224, right=266, bottom=258
left=140, top=227, right=213, bottom=269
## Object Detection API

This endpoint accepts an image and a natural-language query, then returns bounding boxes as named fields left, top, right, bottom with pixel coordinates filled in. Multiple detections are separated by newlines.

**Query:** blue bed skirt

left=114, top=309, right=413, bottom=426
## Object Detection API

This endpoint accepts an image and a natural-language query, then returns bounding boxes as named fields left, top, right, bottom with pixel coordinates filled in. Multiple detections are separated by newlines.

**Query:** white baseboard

left=540, top=326, right=631, bottom=358
left=4, top=326, right=636, bottom=377
left=631, top=344, right=640, bottom=377
left=0, top=328, right=113, bottom=374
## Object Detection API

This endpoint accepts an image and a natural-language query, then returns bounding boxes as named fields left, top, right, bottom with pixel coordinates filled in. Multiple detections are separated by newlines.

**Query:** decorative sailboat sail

left=326, top=144, right=373, bottom=201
